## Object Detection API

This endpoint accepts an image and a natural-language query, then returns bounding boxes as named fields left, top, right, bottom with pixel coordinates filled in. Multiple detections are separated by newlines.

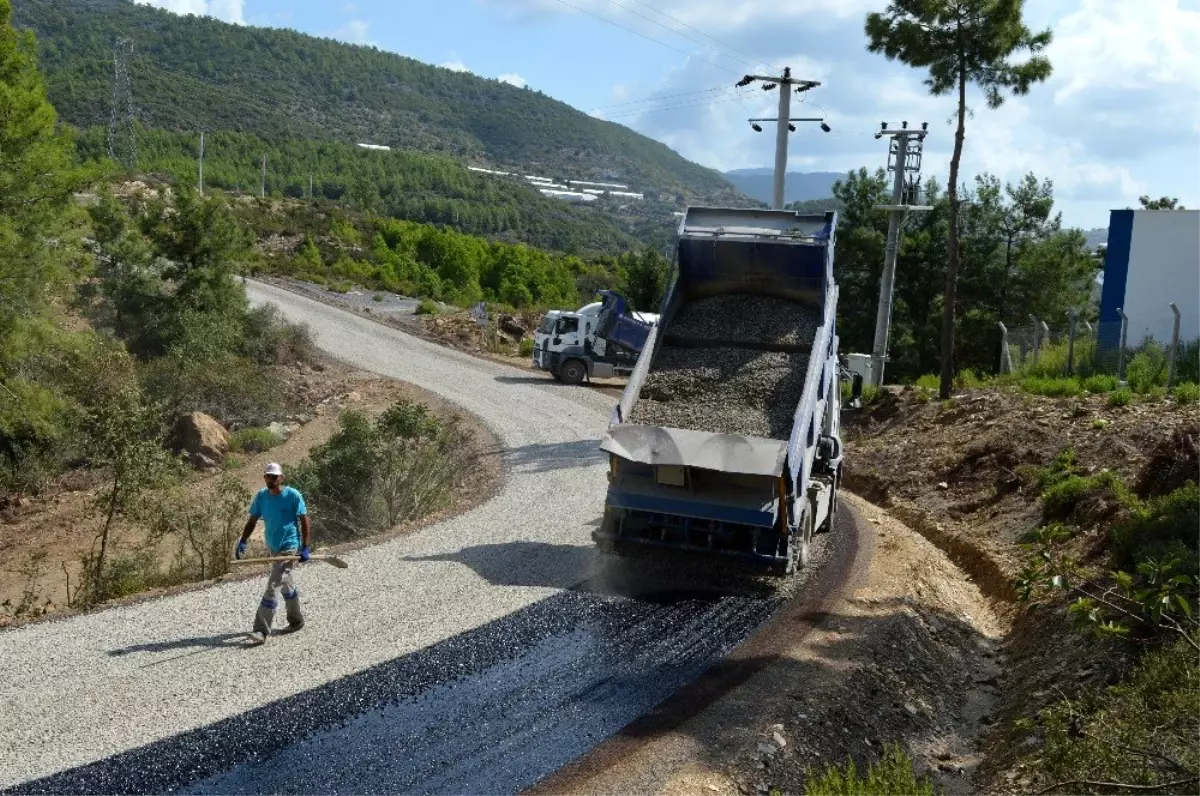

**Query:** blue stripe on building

left=1098, top=210, right=1135, bottom=350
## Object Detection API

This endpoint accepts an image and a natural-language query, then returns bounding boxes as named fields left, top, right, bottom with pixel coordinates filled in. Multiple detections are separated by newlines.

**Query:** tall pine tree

left=866, top=0, right=1052, bottom=397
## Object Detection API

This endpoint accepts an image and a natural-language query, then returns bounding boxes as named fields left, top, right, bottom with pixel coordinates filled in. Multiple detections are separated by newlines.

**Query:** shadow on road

left=503, top=439, right=606, bottom=473
left=404, top=541, right=596, bottom=590
left=402, top=536, right=777, bottom=604
left=494, top=375, right=624, bottom=393
left=107, top=633, right=249, bottom=657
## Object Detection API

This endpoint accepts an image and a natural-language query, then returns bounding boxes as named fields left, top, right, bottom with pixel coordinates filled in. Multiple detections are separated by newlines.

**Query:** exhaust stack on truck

left=595, top=207, right=844, bottom=574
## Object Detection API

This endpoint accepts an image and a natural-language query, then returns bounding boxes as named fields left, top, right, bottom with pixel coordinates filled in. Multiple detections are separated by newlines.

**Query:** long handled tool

left=231, top=553, right=349, bottom=569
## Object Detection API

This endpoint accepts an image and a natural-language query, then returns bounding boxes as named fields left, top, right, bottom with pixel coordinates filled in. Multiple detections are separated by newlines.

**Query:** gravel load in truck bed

left=629, top=346, right=811, bottom=439
left=666, top=294, right=821, bottom=346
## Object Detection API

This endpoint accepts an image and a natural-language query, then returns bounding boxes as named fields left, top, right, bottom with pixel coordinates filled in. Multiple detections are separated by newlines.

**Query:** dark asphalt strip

left=6, top=577, right=789, bottom=795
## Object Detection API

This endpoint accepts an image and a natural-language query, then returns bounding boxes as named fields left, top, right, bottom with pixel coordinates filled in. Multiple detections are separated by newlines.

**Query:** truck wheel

left=818, top=471, right=840, bottom=534
left=560, top=359, right=587, bottom=385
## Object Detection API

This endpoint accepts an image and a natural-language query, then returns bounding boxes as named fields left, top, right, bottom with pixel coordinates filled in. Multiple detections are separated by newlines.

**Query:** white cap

left=264, top=462, right=283, bottom=476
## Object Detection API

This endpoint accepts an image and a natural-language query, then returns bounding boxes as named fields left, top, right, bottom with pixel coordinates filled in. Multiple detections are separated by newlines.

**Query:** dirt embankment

left=842, top=386, right=1198, bottom=792
left=0, top=355, right=502, bottom=627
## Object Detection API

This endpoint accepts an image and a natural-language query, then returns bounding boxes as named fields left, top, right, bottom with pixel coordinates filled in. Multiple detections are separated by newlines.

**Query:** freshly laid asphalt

left=1, top=281, right=839, bottom=795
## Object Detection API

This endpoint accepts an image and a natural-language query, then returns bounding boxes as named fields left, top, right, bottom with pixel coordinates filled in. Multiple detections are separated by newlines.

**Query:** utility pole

left=198, top=131, right=205, bottom=196
left=260, top=154, right=267, bottom=199
left=735, top=68, right=822, bottom=209
left=107, top=37, right=137, bottom=171
left=308, top=174, right=313, bottom=201
left=870, top=121, right=931, bottom=386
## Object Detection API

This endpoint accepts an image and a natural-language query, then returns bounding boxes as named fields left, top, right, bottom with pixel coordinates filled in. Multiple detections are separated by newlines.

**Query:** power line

left=599, top=91, right=760, bottom=120
left=618, top=0, right=768, bottom=71
left=549, top=0, right=744, bottom=76
left=595, top=0, right=759, bottom=73
left=587, top=84, right=729, bottom=112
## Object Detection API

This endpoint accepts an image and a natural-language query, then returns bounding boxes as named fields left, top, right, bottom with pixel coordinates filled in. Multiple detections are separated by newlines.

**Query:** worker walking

left=236, top=462, right=311, bottom=644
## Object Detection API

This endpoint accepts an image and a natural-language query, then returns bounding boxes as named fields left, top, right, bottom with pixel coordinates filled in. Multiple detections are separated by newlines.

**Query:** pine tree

left=0, top=0, right=88, bottom=354
left=866, top=0, right=1052, bottom=397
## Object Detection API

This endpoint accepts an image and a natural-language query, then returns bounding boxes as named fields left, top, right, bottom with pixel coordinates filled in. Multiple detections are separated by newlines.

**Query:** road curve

left=1, top=282, right=830, bottom=795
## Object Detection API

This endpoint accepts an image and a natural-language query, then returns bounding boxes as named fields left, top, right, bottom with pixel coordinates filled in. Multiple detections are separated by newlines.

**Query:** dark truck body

left=595, top=208, right=844, bottom=573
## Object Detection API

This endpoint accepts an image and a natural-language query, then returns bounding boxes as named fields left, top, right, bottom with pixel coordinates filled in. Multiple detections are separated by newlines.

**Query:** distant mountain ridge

left=722, top=170, right=845, bottom=206
left=14, top=0, right=747, bottom=207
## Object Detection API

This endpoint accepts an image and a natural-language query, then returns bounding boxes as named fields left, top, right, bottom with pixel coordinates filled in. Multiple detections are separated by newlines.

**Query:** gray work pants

left=253, top=551, right=304, bottom=634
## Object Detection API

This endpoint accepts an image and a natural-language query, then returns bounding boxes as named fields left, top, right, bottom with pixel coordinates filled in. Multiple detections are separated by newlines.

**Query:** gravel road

left=1, top=281, right=819, bottom=795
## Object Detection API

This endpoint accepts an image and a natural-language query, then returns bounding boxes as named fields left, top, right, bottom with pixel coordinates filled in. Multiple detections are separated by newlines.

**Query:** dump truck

left=532, top=290, right=660, bottom=384
left=595, top=207, right=844, bottom=574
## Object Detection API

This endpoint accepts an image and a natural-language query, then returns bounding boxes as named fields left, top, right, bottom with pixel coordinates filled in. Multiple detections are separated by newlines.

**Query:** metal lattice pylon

left=107, top=37, right=137, bottom=171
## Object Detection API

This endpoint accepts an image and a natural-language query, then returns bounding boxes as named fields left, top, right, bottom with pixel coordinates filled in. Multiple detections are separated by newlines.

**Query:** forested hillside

left=14, top=0, right=743, bottom=206
left=78, top=128, right=653, bottom=254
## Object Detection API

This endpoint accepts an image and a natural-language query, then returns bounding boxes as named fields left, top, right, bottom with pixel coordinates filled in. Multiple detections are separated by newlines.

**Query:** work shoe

left=247, top=630, right=267, bottom=645
left=287, top=619, right=305, bottom=633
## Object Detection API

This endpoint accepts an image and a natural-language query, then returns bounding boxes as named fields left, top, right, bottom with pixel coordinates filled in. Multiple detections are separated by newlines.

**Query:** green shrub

left=1111, top=483, right=1200, bottom=577
left=1021, top=376, right=1083, bottom=397
left=805, top=743, right=937, bottom=796
left=291, top=399, right=472, bottom=542
left=229, top=427, right=282, bottom=454
left=1107, top=388, right=1133, bottom=407
left=914, top=374, right=939, bottom=391
left=1144, top=385, right=1167, bottom=401
left=1126, top=341, right=1167, bottom=393
left=372, top=293, right=385, bottom=302
left=242, top=304, right=316, bottom=366
left=328, top=280, right=353, bottom=294
left=1037, top=639, right=1198, bottom=793
left=1172, top=382, right=1199, bottom=405
left=955, top=368, right=986, bottom=389
left=1082, top=374, right=1118, bottom=393
left=519, top=338, right=534, bottom=357
left=415, top=299, right=440, bottom=316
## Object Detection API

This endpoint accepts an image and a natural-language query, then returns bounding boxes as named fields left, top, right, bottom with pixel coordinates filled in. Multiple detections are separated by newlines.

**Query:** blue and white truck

left=532, top=290, right=659, bottom=384
left=595, top=207, right=844, bottom=574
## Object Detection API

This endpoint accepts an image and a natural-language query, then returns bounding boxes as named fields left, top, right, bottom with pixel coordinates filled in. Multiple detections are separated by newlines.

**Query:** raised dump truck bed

left=596, top=207, right=843, bottom=574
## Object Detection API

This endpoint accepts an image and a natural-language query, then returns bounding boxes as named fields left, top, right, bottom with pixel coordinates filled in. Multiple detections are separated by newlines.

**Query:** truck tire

left=560, top=359, right=587, bottom=385
left=818, top=470, right=840, bottom=534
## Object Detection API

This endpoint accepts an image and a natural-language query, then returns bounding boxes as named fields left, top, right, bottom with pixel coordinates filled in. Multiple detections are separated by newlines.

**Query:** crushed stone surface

left=631, top=347, right=810, bottom=439
left=1, top=281, right=813, bottom=796
left=666, top=294, right=821, bottom=346
left=629, top=295, right=820, bottom=440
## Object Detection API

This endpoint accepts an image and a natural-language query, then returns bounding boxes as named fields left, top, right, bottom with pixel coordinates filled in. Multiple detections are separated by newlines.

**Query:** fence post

left=998, top=322, right=1013, bottom=375
left=1167, top=302, right=1182, bottom=389
left=1117, top=308, right=1129, bottom=382
left=1029, top=314, right=1041, bottom=365
left=1066, top=309, right=1079, bottom=377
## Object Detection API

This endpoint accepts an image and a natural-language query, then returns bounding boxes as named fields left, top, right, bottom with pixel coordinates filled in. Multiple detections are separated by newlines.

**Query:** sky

left=134, top=0, right=1200, bottom=230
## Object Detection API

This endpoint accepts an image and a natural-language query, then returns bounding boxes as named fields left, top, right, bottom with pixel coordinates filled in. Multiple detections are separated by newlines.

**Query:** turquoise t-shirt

left=249, top=486, right=307, bottom=554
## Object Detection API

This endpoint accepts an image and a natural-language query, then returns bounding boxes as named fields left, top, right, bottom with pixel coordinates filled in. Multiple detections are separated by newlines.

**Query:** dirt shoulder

left=0, top=356, right=503, bottom=627
left=842, top=386, right=1198, bottom=793
left=532, top=494, right=1005, bottom=796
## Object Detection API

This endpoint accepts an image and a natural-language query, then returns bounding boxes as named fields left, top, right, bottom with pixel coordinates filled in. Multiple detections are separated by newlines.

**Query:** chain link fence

left=999, top=308, right=1199, bottom=388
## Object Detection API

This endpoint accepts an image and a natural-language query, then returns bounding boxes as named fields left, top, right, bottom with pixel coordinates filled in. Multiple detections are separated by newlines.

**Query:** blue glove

left=299, top=545, right=311, bottom=562
left=235, top=540, right=248, bottom=560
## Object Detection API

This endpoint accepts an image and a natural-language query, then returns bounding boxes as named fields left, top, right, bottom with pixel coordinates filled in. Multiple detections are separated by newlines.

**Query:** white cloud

left=440, top=60, right=471, bottom=73
left=611, top=84, right=629, bottom=101
left=498, top=72, right=528, bottom=88
left=329, top=19, right=374, bottom=46
left=133, top=0, right=244, bottom=24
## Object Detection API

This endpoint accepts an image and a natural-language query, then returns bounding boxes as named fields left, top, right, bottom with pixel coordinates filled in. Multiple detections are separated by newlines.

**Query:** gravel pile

left=667, top=294, right=820, bottom=346
left=630, top=346, right=810, bottom=439
left=628, top=294, right=820, bottom=439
